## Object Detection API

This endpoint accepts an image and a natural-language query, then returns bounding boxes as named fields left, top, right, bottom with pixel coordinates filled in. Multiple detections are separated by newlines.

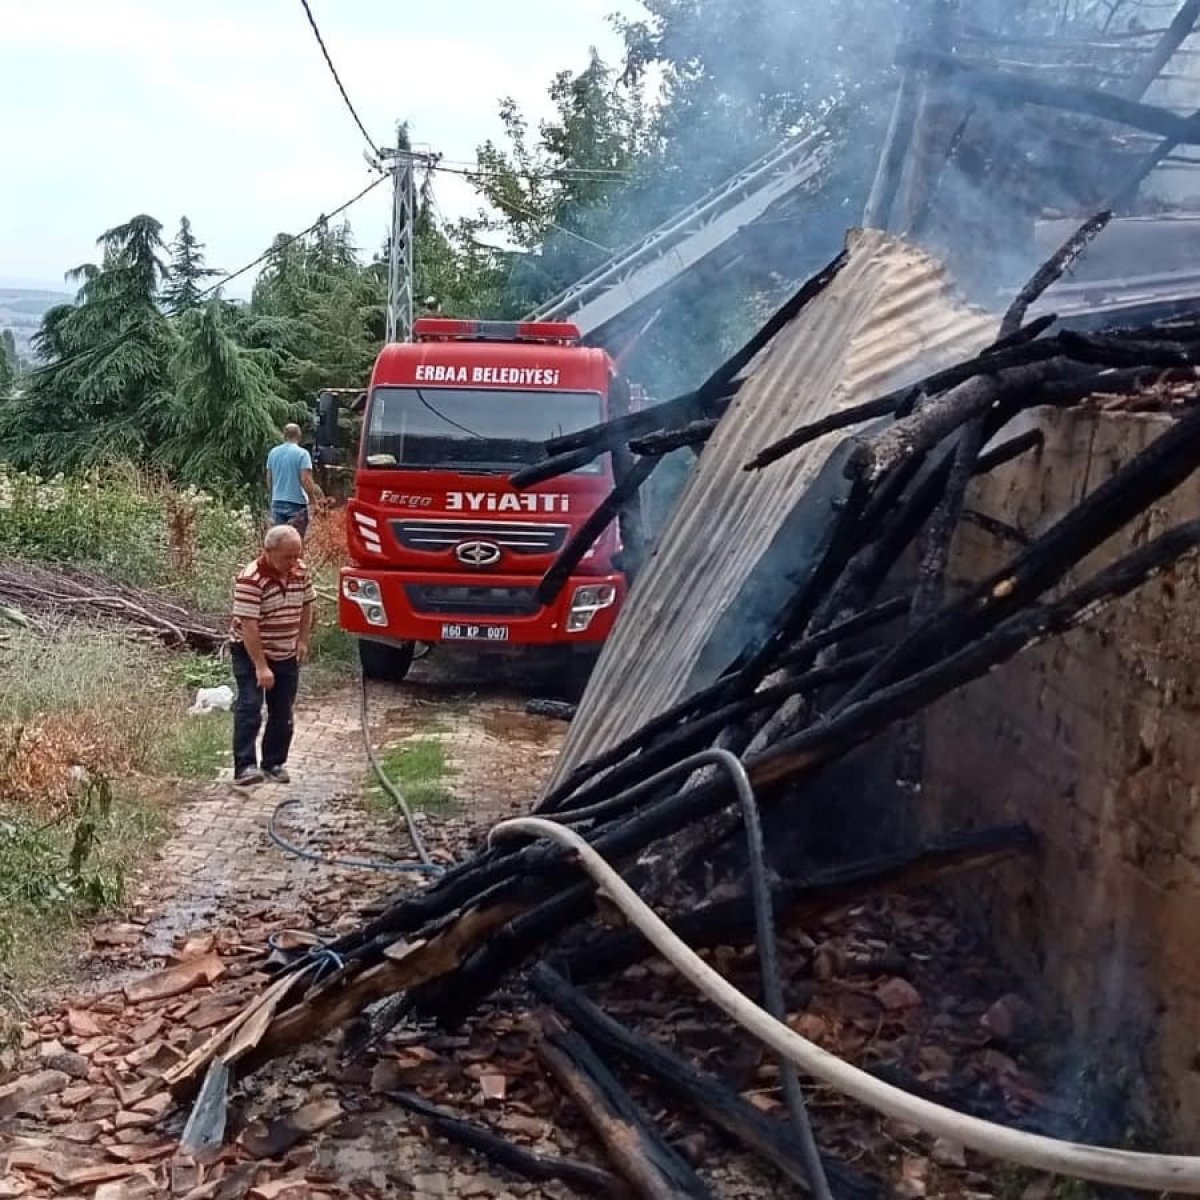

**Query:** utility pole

left=380, top=126, right=417, bottom=344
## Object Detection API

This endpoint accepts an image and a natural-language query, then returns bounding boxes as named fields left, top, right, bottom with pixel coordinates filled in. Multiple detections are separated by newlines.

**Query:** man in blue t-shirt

left=266, top=424, right=322, bottom=539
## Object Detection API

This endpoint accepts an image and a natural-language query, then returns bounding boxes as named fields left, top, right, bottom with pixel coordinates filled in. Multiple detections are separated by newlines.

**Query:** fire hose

left=266, top=669, right=442, bottom=876
left=490, top=815, right=1200, bottom=1192
left=561, top=748, right=831, bottom=1198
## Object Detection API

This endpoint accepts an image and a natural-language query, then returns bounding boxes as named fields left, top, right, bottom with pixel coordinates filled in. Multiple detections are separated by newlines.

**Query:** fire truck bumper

left=338, top=567, right=625, bottom=648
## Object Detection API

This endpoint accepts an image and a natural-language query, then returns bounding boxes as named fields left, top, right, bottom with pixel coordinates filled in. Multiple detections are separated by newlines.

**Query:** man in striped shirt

left=230, top=524, right=316, bottom=787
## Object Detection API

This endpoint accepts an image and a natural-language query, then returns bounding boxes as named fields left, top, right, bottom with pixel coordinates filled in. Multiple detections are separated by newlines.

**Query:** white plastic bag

left=189, top=685, right=234, bottom=716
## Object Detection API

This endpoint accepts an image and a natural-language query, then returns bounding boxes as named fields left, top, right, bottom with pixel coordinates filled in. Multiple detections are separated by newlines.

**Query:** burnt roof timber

left=898, top=45, right=1200, bottom=143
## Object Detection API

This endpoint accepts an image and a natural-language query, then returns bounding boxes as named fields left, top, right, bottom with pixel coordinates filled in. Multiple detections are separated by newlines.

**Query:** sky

left=0, top=0, right=641, bottom=297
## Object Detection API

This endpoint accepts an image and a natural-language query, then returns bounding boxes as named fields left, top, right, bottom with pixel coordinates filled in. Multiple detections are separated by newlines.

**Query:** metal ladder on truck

left=524, top=130, right=831, bottom=343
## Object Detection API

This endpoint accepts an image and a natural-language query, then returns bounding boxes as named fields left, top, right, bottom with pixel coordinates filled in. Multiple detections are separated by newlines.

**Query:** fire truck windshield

left=364, top=386, right=604, bottom=473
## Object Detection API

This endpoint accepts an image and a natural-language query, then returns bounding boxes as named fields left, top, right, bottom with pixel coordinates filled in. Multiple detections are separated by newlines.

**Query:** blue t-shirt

left=267, top=442, right=312, bottom=507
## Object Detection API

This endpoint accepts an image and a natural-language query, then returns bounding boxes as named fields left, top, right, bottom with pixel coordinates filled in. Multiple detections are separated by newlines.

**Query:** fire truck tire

left=357, top=637, right=416, bottom=682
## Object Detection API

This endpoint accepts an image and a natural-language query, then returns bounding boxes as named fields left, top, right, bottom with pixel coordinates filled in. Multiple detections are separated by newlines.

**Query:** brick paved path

left=152, top=684, right=386, bottom=927
left=71, top=670, right=573, bottom=1198
left=151, top=670, right=565, bottom=933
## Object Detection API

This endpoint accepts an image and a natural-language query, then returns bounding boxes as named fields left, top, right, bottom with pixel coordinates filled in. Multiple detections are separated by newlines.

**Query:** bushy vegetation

left=0, top=467, right=263, bottom=1013
left=0, top=462, right=256, bottom=609
left=0, top=625, right=185, bottom=1024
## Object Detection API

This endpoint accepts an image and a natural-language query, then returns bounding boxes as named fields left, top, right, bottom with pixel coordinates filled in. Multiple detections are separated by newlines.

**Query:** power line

left=297, top=0, right=382, bottom=158
left=434, top=160, right=634, bottom=183
left=200, top=172, right=387, bottom=298
left=27, top=173, right=389, bottom=380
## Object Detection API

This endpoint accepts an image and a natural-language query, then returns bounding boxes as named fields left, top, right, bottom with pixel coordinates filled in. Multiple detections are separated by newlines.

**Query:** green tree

left=159, top=300, right=293, bottom=493
left=0, top=330, right=17, bottom=397
left=162, top=216, right=220, bottom=311
left=249, top=219, right=385, bottom=409
left=470, top=51, right=652, bottom=305
left=0, top=215, right=174, bottom=471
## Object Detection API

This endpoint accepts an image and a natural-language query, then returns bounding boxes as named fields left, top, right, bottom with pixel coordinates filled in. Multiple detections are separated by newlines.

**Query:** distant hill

left=0, top=287, right=73, bottom=361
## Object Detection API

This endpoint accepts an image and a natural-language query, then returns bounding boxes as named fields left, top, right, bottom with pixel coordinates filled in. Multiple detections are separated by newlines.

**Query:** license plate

left=440, top=623, right=510, bottom=642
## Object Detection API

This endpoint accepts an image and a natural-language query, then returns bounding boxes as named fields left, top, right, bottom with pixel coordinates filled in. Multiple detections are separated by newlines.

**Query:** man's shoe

left=264, top=766, right=291, bottom=784
left=233, top=766, right=264, bottom=787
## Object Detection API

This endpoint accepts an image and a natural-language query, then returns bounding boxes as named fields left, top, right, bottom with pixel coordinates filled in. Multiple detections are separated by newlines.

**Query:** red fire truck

left=335, top=318, right=629, bottom=680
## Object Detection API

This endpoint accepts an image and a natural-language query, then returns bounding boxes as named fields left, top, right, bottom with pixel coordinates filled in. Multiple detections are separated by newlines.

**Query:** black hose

left=358, top=670, right=436, bottom=868
left=264, top=669, right=443, bottom=876
left=267, top=797, right=442, bottom=875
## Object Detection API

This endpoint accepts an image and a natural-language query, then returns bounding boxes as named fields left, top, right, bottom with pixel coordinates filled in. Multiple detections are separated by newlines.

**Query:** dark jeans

left=232, top=643, right=300, bottom=772
left=271, top=501, right=310, bottom=539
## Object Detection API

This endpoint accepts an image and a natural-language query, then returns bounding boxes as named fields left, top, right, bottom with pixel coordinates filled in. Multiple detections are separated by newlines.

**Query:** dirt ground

left=0, top=650, right=1075, bottom=1200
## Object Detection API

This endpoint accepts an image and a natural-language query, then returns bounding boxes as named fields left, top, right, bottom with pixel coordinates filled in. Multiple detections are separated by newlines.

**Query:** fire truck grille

left=404, top=584, right=543, bottom=617
left=391, top=519, right=569, bottom=555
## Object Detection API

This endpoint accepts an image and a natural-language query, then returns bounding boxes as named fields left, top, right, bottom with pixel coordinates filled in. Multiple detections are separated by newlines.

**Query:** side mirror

left=316, top=390, right=340, bottom=451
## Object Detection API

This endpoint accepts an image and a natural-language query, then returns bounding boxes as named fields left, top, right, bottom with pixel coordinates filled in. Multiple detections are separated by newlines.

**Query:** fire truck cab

left=338, top=318, right=629, bottom=680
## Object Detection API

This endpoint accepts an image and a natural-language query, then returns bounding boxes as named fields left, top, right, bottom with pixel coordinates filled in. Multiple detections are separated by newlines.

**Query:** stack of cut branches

left=164, top=216, right=1200, bottom=1194
left=0, top=560, right=224, bottom=652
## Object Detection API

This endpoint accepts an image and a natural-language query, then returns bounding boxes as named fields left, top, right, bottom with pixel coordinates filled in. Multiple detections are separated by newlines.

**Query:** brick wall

left=921, top=405, right=1200, bottom=1139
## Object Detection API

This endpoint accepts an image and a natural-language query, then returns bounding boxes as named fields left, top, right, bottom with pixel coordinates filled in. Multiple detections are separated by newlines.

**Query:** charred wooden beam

left=985, top=314, right=1058, bottom=355
left=846, top=356, right=1103, bottom=487
left=753, top=519, right=1200, bottom=792
left=836, top=395, right=1200, bottom=713
left=1001, top=211, right=1112, bottom=338
left=386, top=1088, right=623, bottom=1196
left=973, top=428, right=1043, bottom=474
left=512, top=447, right=601, bottom=489
left=720, top=475, right=874, bottom=694
left=537, top=456, right=658, bottom=605
left=541, top=381, right=740, bottom=464
left=962, top=509, right=1031, bottom=545
left=550, top=654, right=877, bottom=823
left=629, top=418, right=719, bottom=456
left=1121, top=0, right=1200, bottom=101
left=1058, top=332, right=1200, bottom=369
left=542, top=601, right=893, bottom=816
left=745, top=334, right=1068, bottom=473
left=532, top=967, right=884, bottom=1198
left=546, top=250, right=848, bottom=458
left=537, top=1014, right=714, bottom=1199
left=898, top=46, right=1200, bottom=143
left=778, top=596, right=910, bottom=667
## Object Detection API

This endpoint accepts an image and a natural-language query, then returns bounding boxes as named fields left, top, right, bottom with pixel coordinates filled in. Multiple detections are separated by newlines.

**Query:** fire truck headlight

left=571, top=585, right=616, bottom=611
left=567, top=584, right=617, bottom=632
left=343, top=578, right=382, bottom=603
left=364, top=603, right=387, bottom=626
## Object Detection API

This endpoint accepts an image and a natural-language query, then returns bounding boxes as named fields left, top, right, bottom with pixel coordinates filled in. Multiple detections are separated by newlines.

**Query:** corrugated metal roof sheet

left=547, top=228, right=1000, bottom=789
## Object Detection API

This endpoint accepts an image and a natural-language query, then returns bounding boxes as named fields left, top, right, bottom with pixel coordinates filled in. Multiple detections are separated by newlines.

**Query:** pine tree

left=0, top=330, right=17, bottom=396
left=161, top=300, right=294, bottom=493
left=0, top=216, right=174, bottom=471
left=162, top=216, right=220, bottom=311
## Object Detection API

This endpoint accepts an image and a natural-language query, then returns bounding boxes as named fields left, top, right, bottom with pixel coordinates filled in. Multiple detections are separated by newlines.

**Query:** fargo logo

left=446, top=491, right=570, bottom=514
left=380, top=492, right=433, bottom=508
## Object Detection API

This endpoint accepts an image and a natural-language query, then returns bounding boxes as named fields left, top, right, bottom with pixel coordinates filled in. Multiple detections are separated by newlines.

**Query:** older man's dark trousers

left=232, top=643, right=300, bottom=772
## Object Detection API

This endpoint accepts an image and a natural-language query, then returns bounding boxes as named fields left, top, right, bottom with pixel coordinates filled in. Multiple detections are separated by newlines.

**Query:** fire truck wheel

left=357, top=638, right=416, bottom=682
